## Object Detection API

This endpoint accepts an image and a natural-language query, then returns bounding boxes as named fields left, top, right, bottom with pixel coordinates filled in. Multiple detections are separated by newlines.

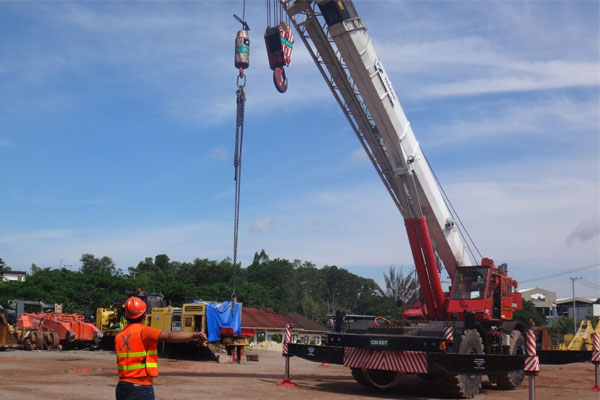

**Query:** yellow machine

left=150, top=302, right=252, bottom=362
left=95, top=302, right=129, bottom=349
left=96, top=291, right=167, bottom=348
left=97, top=295, right=253, bottom=361
left=563, top=320, right=596, bottom=351
left=150, top=304, right=206, bottom=333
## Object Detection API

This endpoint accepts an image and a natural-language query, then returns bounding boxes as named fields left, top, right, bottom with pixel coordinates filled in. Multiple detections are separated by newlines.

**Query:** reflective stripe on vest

left=115, top=324, right=159, bottom=379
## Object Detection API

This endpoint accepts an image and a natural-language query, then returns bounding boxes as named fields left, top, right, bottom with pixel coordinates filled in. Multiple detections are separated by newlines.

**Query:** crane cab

left=447, top=260, right=522, bottom=321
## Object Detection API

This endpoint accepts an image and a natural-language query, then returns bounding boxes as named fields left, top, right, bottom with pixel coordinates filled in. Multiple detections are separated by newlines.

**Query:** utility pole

left=570, top=276, right=582, bottom=333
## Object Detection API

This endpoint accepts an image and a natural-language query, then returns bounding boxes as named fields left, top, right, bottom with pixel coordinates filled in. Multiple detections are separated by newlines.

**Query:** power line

left=578, top=277, right=600, bottom=289
left=519, top=263, right=599, bottom=284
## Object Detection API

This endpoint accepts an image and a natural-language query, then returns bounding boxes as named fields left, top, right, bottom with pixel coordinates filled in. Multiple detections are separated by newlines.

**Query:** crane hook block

left=235, top=29, right=250, bottom=70
left=264, top=22, right=294, bottom=70
left=264, top=22, right=293, bottom=93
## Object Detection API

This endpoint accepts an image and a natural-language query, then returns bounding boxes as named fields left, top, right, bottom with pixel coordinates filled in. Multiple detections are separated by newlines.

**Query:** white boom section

left=285, top=1, right=474, bottom=277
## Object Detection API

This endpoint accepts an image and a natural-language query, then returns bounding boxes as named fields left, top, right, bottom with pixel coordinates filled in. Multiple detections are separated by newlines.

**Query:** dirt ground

left=0, top=348, right=598, bottom=400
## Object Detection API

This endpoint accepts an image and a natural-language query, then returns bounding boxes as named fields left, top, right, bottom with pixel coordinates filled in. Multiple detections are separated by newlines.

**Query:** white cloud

left=249, top=217, right=273, bottom=234
left=4, top=222, right=233, bottom=271
left=567, top=219, right=600, bottom=246
left=350, top=147, right=369, bottom=164
left=207, top=145, right=228, bottom=162
left=0, top=230, right=70, bottom=243
left=378, top=35, right=598, bottom=98
left=424, top=60, right=598, bottom=97
left=424, top=95, right=599, bottom=145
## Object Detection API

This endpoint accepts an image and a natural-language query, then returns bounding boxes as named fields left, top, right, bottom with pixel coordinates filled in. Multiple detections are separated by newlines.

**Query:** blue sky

left=1, top=1, right=598, bottom=300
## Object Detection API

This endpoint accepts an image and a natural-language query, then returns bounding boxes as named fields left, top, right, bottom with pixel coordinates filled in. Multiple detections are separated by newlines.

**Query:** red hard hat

left=124, top=296, right=147, bottom=319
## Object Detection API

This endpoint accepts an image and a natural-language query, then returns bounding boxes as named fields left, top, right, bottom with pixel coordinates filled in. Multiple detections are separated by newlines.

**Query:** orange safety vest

left=115, top=323, right=159, bottom=380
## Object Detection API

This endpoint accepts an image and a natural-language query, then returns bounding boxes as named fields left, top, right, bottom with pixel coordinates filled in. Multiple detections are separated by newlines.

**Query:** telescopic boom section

left=284, top=0, right=474, bottom=319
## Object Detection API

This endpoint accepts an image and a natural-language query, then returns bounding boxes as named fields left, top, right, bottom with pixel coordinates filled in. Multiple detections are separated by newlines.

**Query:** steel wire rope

left=231, top=0, right=248, bottom=303
left=423, top=155, right=482, bottom=263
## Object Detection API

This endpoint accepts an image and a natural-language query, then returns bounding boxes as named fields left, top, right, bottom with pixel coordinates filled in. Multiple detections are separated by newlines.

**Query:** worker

left=115, top=296, right=208, bottom=400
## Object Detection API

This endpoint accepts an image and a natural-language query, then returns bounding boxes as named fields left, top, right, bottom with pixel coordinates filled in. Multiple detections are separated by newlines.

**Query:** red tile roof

left=241, top=307, right=326, bottom=331
left=286, top=312, right=328, bottom=331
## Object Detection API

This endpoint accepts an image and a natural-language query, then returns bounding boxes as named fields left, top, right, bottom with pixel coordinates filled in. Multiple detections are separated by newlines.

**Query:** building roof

left=241, top=307, right=326, bottom=332
left=242, top=307, right=290, bottom=328
left=286, top=312, right=328, bottom=331
left=0, top=270, right=27, bottom=275
left=519, top=288, right=556, bottom=295
left=555, top=297, right=597, bottom=304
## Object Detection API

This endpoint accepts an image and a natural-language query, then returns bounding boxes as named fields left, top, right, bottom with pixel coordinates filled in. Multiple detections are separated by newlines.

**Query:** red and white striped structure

left=344, top=348, right=428, bottom=374
left=282, top=324, right=292, bottom=355
left=524, top=329, right=539, bottom=373
left=592, top=332, right=600, bottom=362
left=278, top=23, right=294, bottom=66
left=444, top=325, right=454, bottom=343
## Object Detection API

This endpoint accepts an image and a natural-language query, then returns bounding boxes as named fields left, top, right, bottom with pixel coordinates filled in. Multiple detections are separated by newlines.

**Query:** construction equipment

left=16, top=312, right=101, bottom=350
left=150, top=301, right=255, bottom=362
left=96, top=290, right=167, bottom=348
left=0, top=299, right=101, bottom=350
left=535, top=321, right=598, bottom=364
left=565, top=320, right=596, bottom=350
left=278, top=1, right=527, bottom=397
left=0, top=313, right=19, bottom=349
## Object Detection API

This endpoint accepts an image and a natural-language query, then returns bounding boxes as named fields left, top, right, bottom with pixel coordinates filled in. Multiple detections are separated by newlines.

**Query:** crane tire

left=435, top=329, right=483, bottom=399
left=350, top=368, right=401, bottom=390
left=496, top=330, right=525, bottom=389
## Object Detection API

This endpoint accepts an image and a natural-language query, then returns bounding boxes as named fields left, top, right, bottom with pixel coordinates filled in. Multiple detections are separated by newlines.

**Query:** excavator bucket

left=0, top=313, right=19, bottom=349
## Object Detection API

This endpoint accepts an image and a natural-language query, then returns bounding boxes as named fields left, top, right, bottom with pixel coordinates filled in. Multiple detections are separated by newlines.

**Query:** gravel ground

left=0, top=348, right=598, bottom=399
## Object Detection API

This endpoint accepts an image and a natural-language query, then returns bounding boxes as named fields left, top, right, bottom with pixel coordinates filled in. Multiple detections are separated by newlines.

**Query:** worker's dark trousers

left=116, top=381, right=155, bottom=400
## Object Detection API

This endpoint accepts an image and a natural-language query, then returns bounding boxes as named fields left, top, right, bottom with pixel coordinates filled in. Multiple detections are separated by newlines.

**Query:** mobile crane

left=280, top=1, right=526, bottom=398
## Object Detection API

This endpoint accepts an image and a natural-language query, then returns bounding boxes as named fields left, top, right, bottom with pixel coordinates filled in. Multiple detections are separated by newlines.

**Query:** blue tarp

left=192, top=301, right=241, bottom=342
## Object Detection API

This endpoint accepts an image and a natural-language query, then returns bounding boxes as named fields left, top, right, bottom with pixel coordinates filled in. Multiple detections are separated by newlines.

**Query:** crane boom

left=284, top=0, right=474, bottom=317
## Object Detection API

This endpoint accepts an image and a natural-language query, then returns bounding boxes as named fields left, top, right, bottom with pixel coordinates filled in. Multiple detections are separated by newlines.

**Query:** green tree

left=555, top=316, right=575, bottom=335
left=383, top=266, right=418, bottom=308
left=31, top=263, right=40, bottom=274
left=80, top=254, right=117, bottom=275
left=513, top=300, right=545, bottom=327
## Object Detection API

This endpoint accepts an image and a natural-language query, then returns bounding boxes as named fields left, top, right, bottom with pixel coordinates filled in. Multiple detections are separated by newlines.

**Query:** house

left=519, top=288, right=557, bottom=320
left=0, top=270, right=27, bottom=282
left=555, top=297, right=597, bottom=321
left=241, top=307, right=328, bottom=345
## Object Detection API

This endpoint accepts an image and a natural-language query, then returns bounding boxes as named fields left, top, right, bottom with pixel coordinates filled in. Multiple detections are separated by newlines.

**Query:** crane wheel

left=435, top=329, right=483, bottom=399
left=496, top=330, right=525, bottom=389
left=350, top=368, right=401, bottom=390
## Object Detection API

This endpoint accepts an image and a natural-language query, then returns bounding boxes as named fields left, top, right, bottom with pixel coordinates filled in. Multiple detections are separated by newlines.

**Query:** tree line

left=1, top=253, right=566, bottom=334
left=0, top=251, right=406, bottom=323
